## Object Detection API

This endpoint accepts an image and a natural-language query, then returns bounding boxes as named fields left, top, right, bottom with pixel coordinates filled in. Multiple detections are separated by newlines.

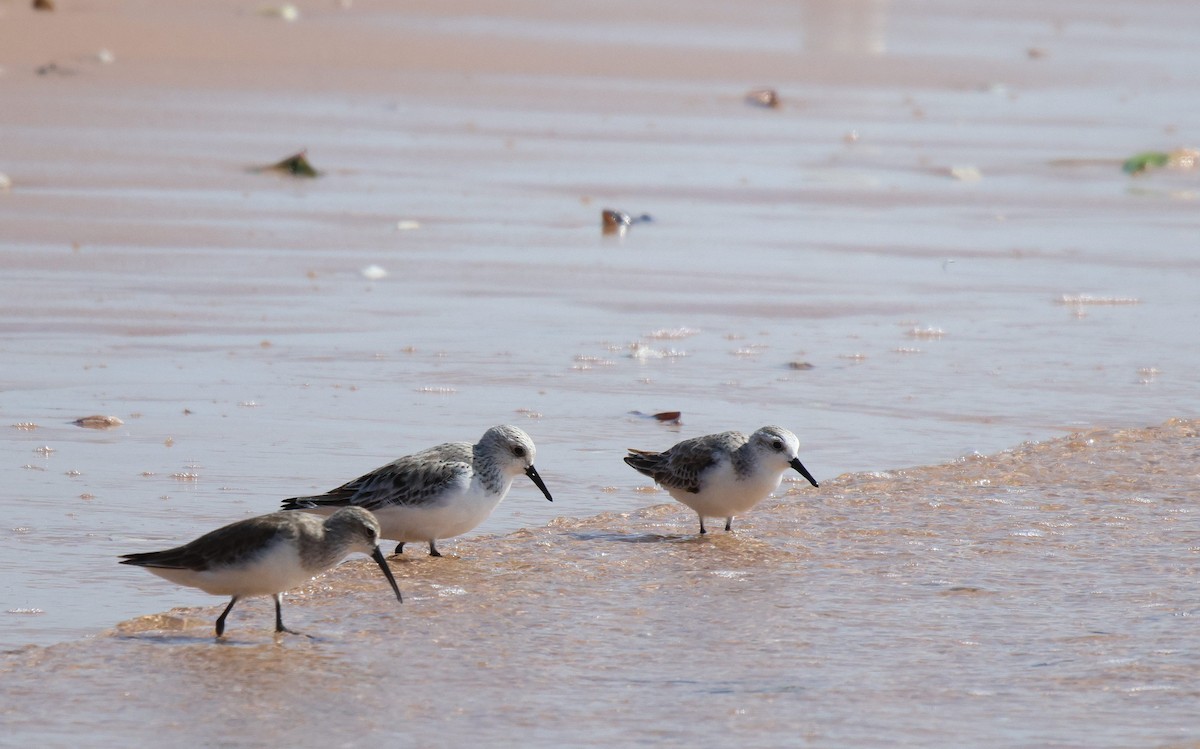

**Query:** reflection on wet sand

left=803, top=0, right=890, bottom=55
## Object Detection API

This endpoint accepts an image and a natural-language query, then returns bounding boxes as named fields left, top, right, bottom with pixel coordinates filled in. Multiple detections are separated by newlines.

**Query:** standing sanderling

left=119, top=506, right=402, bottom=637
left=624, top=425, right=819, bottom=535
left=281, top=425, right=554, bottom=557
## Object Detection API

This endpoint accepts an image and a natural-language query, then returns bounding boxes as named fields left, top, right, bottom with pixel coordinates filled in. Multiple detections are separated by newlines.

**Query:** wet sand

left=2, top=0, right=1200, bottom=744
left=4, top=420, right=1199, bottom=747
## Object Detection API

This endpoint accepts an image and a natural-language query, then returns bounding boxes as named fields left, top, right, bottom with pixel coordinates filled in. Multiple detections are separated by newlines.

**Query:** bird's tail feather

left=280, top=495, right=342, bottom=511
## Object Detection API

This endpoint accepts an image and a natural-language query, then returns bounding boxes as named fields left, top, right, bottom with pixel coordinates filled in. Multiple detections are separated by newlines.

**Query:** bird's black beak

left=525, top=465, right=554, bottom=502
left=790, top=457, right=819, bottom=488
left=370, top=546, right=403, bottom=602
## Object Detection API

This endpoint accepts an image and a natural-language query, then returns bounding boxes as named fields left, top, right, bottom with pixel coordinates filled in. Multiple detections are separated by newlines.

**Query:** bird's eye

left=513, top=446, right=527, bottom=458
left=772, top=440, right=784, bottom=450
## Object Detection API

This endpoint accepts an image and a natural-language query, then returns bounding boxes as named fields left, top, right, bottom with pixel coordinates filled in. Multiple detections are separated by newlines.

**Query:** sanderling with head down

left=624, top=425, right=819, bottom=535
left=119, top=506, right=402, bottom=637
left=281, top=425, right=553, bottom=557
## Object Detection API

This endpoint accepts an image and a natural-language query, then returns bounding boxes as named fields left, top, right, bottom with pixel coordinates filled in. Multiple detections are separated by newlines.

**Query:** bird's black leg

left=274, top=593, right=300, bottom=635
left=698, top=516, right=707, bottom=535
left=429, top=540, right=442, bottom=557
left=725, top=517, right=733, bottom=532
left=215, top=596, right=239, bottom=637
left=393, top=542, right=405, bottom=556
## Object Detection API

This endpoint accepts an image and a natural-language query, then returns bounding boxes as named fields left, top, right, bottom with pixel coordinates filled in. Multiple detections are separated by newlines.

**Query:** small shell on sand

left=949, top=165, right=982, bottom=181
left=361, top=264, right=388, bottom=281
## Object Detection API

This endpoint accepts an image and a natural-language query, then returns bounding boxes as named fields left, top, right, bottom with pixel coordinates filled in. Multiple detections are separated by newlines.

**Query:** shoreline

left=2, top=416, right=1196, bottom=746
left=7, top=415, right=1191, bottom=654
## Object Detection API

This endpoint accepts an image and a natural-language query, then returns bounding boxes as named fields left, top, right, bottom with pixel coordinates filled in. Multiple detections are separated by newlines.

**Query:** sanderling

left=119, top=506, right=402, bottom=637
left=624, top=425, right=819, bottom=534
left=281, top=425, right=553, bottom=557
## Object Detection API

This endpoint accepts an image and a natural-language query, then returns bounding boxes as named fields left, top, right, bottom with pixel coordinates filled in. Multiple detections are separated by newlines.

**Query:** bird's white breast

left=667, top=459, right=786, bottom=518
left=370, top=474, right=513, bottom=542
left=144, top=543, right=312, bottom=597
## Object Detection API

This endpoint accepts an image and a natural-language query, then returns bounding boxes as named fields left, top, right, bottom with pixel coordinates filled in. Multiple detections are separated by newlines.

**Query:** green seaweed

left=1122, top=151, right=1170, bottom=175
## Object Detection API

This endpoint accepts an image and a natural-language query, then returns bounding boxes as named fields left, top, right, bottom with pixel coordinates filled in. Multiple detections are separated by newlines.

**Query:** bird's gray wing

left=625, top=434, right=735, bottom=494
left=284, top=444, right=472, bottom=511
left=119, top=514, right=295, bottom=571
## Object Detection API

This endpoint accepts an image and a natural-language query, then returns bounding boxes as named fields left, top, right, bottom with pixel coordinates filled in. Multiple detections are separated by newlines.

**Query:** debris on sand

left=72, top=415, right=124, bottom=429
left=629, top=410, right=683, bottom=425
left=745, top=88, right=780, bottom=108
left=36, top=62, right=75, bottom=76
left=601, top=209, right=653, bottom=236
left=259, top=3, right=299, bottom=21
left=257, top=150, right=320, bottom=178
left=1123, top=152, right=1169, bottom=175
left=1123, top=148, right=1197, bottom=175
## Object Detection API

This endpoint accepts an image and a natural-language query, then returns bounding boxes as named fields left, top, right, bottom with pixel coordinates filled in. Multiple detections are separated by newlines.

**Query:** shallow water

left=3, top=420, right=1198, bottom=747
left=2, top=0, right=1199, bottom=743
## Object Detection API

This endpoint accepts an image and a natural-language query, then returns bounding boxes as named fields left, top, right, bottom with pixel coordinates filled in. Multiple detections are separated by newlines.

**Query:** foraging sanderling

left=119, top=506, right=402, bottom=637
left=282, top=425, right=553, bottom=557
left=624, top=425, right=819, bottom=534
